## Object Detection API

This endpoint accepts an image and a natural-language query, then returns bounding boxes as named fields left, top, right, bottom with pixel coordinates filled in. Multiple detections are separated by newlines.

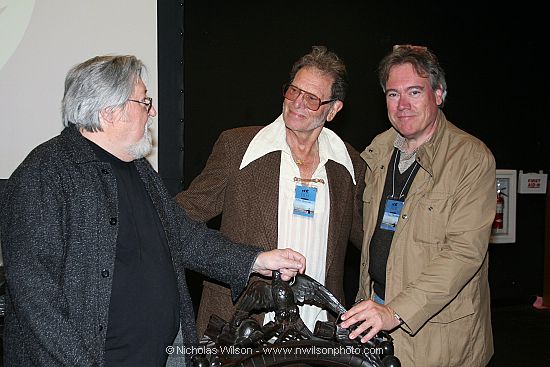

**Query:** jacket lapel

left=248, top=151, right=281, bottom=249
left=325, top=160, right=349, bottom=273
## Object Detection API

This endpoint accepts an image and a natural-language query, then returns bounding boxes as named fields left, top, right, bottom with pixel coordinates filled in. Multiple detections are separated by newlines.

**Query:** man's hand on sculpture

left=252, top=248, right=306, bottom=281
left=340, top=300, right=402, bottom=343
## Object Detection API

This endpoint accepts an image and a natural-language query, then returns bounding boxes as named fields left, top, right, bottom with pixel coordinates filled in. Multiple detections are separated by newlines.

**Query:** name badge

left=380, top=199, right=404, bottom=231
left=293, top=184, right=317, bottom=218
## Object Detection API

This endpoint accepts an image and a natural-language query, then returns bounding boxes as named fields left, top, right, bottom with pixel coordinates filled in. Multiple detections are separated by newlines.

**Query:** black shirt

left=90, top=143, right=180, bottom=367
left=369, top=148, right=420, bottom=300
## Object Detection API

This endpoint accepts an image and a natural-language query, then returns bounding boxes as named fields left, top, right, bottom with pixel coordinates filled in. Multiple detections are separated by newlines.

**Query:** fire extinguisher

left=493, top=191, right=504, bottom=229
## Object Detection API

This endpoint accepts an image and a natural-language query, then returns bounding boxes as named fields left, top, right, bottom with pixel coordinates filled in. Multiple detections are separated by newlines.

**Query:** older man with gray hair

left=0, top=54, right=305, bottom=367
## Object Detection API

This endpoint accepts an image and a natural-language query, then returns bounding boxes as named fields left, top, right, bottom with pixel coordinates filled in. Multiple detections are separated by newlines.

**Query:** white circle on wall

left=0, top=0, right=36, bottom=70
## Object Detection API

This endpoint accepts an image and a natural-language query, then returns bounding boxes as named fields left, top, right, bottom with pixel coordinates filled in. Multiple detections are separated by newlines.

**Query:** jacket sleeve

left=177, top=211, right=261, bottom=301
left=0, top=162, right=98, bottom=366
left=388, top=144, right=496, bottom=335
left=145, top=159, right=262, bottom=301
left=175, top=130, right=234, bottom=222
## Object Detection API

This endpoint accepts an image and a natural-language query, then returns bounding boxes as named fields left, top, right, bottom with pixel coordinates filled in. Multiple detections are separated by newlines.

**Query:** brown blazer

left=175, top=126, right=366, bottom=337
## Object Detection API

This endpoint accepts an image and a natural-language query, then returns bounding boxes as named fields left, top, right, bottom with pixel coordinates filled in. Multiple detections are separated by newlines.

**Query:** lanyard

left=390, top=151, right=418, bottom=200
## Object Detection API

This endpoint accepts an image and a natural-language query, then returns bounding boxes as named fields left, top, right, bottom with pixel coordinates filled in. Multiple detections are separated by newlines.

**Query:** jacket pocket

left=429, top=295, right=475, bottom=324
left=412, top=192, right=450, bottom=245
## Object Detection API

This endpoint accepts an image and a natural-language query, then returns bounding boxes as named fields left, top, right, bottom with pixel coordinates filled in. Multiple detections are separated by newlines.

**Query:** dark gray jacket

left=0, top=125, right=260, bottom=366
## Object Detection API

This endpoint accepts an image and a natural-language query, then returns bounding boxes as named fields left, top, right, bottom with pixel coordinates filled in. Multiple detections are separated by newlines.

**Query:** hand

left=339, top=300, right=401, bottom=342
left=252, top=248, right=306, bottom=281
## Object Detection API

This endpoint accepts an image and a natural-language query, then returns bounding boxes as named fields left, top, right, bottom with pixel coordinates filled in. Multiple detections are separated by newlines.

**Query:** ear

left=99, top=107, right=113, bottom=124
left=99, top=106, right=122, bottom=127
left=435, top=86, right=445, bottom=106
left=326, top=100, right=343, bottom=122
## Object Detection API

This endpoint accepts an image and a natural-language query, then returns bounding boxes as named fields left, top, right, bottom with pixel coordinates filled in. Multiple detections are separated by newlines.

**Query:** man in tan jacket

left=340, top=45, right=495, bottom=366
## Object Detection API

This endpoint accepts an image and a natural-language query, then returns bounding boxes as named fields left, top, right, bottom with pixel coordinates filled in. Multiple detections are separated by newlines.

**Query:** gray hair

left=62, top=55, right=146, bottom=131
left=378, top=45, right=447, bottom=107
left=288, top=46, right=348, bottom=101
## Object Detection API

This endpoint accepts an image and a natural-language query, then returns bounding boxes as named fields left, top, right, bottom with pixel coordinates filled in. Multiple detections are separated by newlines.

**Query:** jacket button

left=402, top=214, right=408, bottom=219
left=101, top=269, right=110, bottom=278
left=109, top=217, right=117, bottom=225
left=101, top=168, right=109, bottom=174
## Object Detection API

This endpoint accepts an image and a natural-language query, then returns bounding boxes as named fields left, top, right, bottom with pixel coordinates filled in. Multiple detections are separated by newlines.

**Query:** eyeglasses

left=283, top=84, right=335, bottom=111
left=128, top=97, right=153, bottom=113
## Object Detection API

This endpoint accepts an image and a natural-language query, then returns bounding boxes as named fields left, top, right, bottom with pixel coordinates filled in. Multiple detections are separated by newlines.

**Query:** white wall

left=0, top=0, right=158, bottom=179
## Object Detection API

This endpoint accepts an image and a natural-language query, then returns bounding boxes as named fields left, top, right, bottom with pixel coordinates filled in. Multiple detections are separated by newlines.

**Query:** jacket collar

left=59, top=124, right=100, bottom=164
left=414, top=110, right=448, bottom=177
left=361, top=110, right=449, bottom=178
left=240, top=114, right=356, bottom=184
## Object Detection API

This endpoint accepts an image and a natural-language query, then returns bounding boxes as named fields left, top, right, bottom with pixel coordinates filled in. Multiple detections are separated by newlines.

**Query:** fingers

left=340, top=300, right=369, bottom=327
left=281, top=248, right=306, bottom=272
left=359, top=324, right=380, bottom=343
left=339, top=300, right=389, bottom=343
left=251, top=249, right=306, bottom=276
left=279, top=268, right=297, bottom=281
left=275, top=248, right=305, bottom=273
left=348, top=318, right=380, bottom=342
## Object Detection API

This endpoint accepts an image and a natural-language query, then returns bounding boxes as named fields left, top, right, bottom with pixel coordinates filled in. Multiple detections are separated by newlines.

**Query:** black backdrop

left=137, top=1, right=548, bottom=309
left=0, top=1, right=546, bottom=309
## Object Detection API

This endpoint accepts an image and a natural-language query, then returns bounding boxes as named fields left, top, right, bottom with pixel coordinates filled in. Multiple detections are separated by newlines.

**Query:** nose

left=149, top=104, right=157, bottom=117
left=291, top=91, right=306, bottom=108
left=397, top=96, right=410, bottom=110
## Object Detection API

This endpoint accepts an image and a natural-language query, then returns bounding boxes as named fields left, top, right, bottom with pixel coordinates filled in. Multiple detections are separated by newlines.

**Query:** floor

left=487, top=298, right=550, bottom=366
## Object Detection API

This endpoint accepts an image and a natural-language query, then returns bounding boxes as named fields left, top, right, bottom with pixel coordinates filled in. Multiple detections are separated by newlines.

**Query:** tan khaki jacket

left=358, top=111, right=495, bottom=367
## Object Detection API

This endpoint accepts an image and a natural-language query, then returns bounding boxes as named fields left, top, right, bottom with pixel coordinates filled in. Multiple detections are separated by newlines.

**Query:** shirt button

left=101, top=168, right=109, bottom=174
left=402, top=214, right=408, bottom=219
left=109, top=217, right=117, bottom=225
left=101, top=269, right=110, bottom=278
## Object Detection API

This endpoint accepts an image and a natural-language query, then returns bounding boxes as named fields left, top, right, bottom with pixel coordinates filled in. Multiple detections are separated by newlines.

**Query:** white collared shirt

left=241, top=114, right=355, bottom=332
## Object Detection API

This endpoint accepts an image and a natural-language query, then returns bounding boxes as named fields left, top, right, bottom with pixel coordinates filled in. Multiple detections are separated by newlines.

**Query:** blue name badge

left=293, top=184, right=317, bottom=218
left=380, top=199, right=404, bottom=231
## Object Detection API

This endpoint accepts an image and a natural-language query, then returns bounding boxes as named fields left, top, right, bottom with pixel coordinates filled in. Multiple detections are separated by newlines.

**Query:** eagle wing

left=235, top=280, right=274, bottom=314
left=291, top=274, right=347, bottom=316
